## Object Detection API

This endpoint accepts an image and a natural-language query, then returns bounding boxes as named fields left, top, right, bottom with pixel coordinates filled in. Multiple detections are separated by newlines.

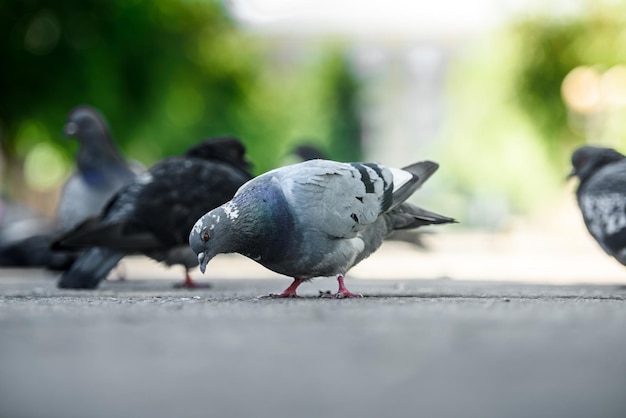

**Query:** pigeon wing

left=272, top=160, right=393, bottom=239
left=577, top=161, right=626, bottom=257
left=579, top=191, right=626, bottom=255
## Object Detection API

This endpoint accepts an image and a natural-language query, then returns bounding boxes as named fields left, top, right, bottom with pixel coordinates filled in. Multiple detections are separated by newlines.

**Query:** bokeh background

left=2, top=0, right=626, bottom=281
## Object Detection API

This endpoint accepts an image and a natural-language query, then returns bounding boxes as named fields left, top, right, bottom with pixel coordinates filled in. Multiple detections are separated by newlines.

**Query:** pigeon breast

left=577, top=162, right=626, bottom=258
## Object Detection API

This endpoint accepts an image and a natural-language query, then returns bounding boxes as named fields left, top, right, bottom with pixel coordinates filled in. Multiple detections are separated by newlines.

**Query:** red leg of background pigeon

left=334, top=275, right=362, bottom=299
left=268, top=278, right=305, bottom=298
left=173, top=271, right=212, bottom=289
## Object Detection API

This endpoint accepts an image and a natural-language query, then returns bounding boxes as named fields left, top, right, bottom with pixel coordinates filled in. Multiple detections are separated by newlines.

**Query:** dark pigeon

left=54, top=137, right=253, bottom=289
left=190, top=159, right=456, bottom=298
left=569, top=145, right=626, bottom=265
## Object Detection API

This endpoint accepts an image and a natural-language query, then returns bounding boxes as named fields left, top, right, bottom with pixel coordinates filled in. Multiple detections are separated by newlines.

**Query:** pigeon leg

left=266, top=278, right=305, bottom=298
left=320, top=275, right=362, bottom=299
left=173, top=271, right=212, bottom=289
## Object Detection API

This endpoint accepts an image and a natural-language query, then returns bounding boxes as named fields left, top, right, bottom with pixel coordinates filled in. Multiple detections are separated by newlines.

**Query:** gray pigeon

left=57, top=105, right=141, bottom=232
left=569, top=145, right=626, bottom=265
left=189, top=159, right=456, bottom=298
left=53, top=137, right=253, bottom=289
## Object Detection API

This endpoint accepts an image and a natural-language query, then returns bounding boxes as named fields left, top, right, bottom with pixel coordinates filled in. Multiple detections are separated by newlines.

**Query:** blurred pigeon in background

left=190, top=159, right=456, bottom=298
left=292, top=144, right=327, bottom=161
left=57, top=105, right=143, bottom=232
left=54, top=137, right=253, bottom=289
left=0, top=105, right=140, bottom=269
left=569, top=145, right=626, bottom=265
left=0, top=197, right=74, bottom=269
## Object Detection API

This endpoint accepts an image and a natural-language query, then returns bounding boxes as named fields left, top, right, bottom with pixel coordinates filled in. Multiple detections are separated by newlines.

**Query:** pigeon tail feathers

left=58, top=247, right=124, bottom=289
left=389, top=202, right=457, bottom=231
left=388, top=161, right=439, bottom=211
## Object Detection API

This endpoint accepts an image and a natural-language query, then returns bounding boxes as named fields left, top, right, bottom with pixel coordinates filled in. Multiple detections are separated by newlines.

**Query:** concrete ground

left=1, top=253, right=626, bottom=418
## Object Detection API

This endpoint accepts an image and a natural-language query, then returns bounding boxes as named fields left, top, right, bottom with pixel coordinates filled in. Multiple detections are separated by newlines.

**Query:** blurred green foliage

left=7, top=0, right=624, bottom=225
left=513, top=4, right=626, bottom=161
left=0, top=0, right=361, bottom=196
left=439, top=2, right=626, bottom=221
left=439, top=30, right=558, bottom=218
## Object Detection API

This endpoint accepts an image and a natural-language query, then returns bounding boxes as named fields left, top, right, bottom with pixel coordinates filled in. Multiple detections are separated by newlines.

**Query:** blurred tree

left=0, top=0, right=361, bottom=205
left=512, top=3, right=626, bottom=165
left=438, top=2, right=626, bottom=224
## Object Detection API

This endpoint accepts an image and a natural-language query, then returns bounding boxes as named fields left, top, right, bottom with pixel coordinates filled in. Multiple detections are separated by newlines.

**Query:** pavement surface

left=1, top=265, right=626, bottom=418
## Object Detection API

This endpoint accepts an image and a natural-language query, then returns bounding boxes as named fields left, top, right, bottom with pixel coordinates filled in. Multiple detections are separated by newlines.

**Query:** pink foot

left=262, top=278, right=305, bottom=298
left=319, top=275, right=363, bottom=299
left=334, top=289, right=363, bottom=299
left=173, top=272, right=212, bottom=289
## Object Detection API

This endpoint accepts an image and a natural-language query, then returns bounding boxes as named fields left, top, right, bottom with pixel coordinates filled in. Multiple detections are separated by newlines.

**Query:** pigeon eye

left=202, top=232, right=210, bottom=242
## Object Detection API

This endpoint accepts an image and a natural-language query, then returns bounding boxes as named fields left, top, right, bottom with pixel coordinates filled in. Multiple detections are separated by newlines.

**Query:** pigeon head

left=293, top=144, right=327, bottom=161
left=64, top=105, right=110, bottom=142
left=185, top=137, right=253, bottom=176
left=63, top=105, right=133, bottom=183
left=189, top=206, right=235, bottom=274
left=568, top=146, right=625, bottom=183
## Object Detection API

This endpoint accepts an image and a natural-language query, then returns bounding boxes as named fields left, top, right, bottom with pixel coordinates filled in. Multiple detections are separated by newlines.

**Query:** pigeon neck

left=77, top=133, right=132, bottom=187
left=230, top=184, right=295, bottom=263
left=578, top=161, right=618, bottom=187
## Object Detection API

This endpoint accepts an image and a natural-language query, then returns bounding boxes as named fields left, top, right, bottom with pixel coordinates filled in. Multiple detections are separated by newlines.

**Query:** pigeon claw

left=260, top=278, right=306, bottom=299
left=331, top=275, right=362, bottom=299
left=263, top=292, right=301, bottom=299
left=319, top=290, right=363, bottom=299
left=173, top=272, right=212, bottom=289
left=334, top=290, right=363, bottom=299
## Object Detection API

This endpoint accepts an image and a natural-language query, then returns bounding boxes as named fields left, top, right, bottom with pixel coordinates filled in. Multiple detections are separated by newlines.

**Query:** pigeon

left=569, top=145, right=626, bottom=265
left=189, top=159, right=456, bottom=298
left=292, top=144, right=328, bottom=161
left=53, top=137, right=253, bottom=289
left=56, top=105, right=142, bottom=232
left=0, top=105, right=139, bottom=270
left=0, top=197, right=74, bottom=269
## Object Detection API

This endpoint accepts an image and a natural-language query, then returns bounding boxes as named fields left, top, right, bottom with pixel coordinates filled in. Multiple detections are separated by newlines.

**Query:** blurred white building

left=226, top=0, right=584, bottom=166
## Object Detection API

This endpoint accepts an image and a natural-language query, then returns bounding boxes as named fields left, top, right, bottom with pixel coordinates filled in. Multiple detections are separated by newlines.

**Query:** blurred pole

left=354, top=42, right=447, bottom=166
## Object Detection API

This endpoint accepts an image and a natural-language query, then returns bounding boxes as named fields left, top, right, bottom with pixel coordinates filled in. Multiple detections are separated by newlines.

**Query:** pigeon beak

left=198, top=252, right=208, bottom=274
left=64, top=121, right=78, bottom=136
left=566, top=168, right=577, bottom=180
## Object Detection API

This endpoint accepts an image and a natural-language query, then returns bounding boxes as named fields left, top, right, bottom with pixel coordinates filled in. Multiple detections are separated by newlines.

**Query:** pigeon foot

left=333, top=275, right=362, bottom=298
left=173, top=272, right=212, bottom=289
left=335, top=289, right=363, bottom=298
left=319, top=289, right=363, bottom=299
left=263, top=292, right=301, bottom=299
left=262, top=278, right=305, bottom=298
